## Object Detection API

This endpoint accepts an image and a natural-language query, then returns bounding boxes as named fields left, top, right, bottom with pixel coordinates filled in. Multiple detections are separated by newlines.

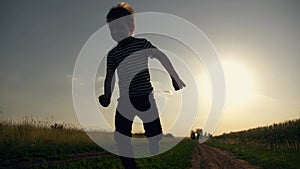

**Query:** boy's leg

left=141, top=93, right=163, bottom=137
left=144, top=117, right=163, bottom=155
left=132, top=93, right=163, bottom=155
left=114, top=109, right=138, bottom=169
left=143, top=117, right=163, bottom=137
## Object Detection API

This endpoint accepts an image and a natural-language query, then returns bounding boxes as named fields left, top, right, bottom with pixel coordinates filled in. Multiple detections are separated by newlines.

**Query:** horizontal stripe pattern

left=106, top=37, right=158, bottom=96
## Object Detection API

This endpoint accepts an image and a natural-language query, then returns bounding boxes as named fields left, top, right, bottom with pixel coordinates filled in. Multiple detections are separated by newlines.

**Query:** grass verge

left=0, top=120, right=195, bottom=169
left=41, top=139, right=195, bottom=169
left=206, top=139, right=300, bottom=169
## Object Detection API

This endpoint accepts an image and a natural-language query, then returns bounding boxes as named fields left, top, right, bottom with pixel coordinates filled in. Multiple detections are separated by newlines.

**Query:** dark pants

left=114, top=93, right=162, bottom=169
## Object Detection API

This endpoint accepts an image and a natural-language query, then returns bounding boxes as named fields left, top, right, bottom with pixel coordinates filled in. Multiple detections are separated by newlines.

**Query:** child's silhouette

left=99, top=2, right=185, bottom=169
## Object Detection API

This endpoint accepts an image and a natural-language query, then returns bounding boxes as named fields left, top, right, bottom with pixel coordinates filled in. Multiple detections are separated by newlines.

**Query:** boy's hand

left=99, top=95, right=111, bottom=107
left=171, top=77, right=186, bottom=91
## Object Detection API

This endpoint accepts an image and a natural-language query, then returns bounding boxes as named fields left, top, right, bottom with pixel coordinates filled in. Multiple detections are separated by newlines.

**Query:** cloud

left=151, top=81, right=160, bottom=87
left=67, top=74, right=80, bottom=81
left=97, top=76, right=105, bottom=83
left=163, top=90, right=174, bottom=95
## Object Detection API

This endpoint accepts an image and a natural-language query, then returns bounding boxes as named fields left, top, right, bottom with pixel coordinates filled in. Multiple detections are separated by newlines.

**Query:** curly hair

left=106, top=2, right=134, bottom=26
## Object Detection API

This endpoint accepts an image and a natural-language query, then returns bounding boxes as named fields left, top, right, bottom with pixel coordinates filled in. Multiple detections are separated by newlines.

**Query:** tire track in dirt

left=190, top=143, right=262, bottom=169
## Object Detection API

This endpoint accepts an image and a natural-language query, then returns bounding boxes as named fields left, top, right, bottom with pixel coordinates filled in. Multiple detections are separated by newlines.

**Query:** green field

left=1, top=118, right=299, bottom=169
left=206, top=119, right=300, bottom=169
left=0, top=119, right=195, bottom=169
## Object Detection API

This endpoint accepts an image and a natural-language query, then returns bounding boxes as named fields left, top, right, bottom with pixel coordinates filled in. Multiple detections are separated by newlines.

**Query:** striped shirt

left=107, top=36, right=158, bottom=96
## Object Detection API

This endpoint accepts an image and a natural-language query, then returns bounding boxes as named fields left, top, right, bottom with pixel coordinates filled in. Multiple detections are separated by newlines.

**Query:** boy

left=99, top=2, right=185, bottom=169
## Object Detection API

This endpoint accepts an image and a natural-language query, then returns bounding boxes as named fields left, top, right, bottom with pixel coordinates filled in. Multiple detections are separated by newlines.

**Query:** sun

left=222, top=61, right=254, bottom=105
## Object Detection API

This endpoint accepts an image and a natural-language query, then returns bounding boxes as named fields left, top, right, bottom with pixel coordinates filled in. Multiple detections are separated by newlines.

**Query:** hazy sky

left=1, top=0, right=300, bottom=136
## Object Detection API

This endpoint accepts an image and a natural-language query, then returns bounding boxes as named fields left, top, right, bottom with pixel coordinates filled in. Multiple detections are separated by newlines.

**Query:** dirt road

left=190, top=144, right=261, bottom=169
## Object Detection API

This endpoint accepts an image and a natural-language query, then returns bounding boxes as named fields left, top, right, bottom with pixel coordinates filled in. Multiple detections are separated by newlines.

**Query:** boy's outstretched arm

left=99, top=69, right=115, bottom=107
left=104, top=69, right=115, bottom=98
left=155, top=50, right=186, bottom=91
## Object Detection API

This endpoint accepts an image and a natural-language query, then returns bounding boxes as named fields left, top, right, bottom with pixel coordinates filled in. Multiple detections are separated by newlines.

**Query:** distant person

left=191, top=130, right=196, bottom=140
left=98, top=2, right=185, bottom=169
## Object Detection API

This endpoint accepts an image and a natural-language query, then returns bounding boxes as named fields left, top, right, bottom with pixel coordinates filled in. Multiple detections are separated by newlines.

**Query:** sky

left=0, top=0, right=300, bottom=136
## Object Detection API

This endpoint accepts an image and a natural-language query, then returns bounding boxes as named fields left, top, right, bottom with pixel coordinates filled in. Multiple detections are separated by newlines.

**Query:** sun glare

left=222, top=61, right=254, bottom=106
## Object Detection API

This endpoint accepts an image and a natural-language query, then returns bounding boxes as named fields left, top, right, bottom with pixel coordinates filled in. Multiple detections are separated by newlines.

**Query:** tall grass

left=0, top=118, right=101, bottom=159
left=214, top=119, right=300, bottom=150
left=0, top=118, right=91, bottom=145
